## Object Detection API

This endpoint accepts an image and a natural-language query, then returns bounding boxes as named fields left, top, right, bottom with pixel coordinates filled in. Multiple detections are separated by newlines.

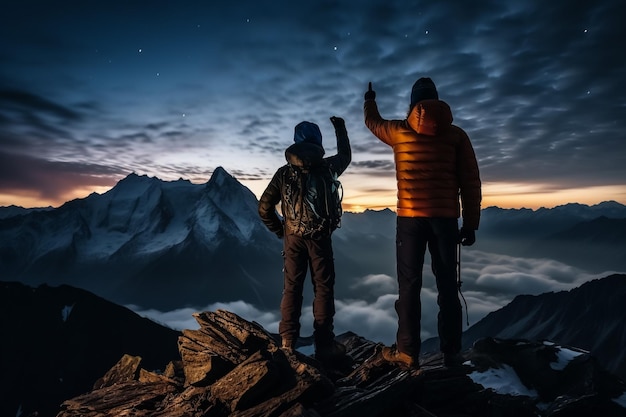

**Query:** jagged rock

left=93, top=353, right=142, bottom=389
left=58, top=380, right=180, bottom=416
left=224, top=350, right=334, bottom=417
left=57, top=310, right=626, bottom=417
left=57, top=310, right=335, bottom=417
left=211, top=350, right=282, bottom=411
left=178, top=310, right=283, bottom=386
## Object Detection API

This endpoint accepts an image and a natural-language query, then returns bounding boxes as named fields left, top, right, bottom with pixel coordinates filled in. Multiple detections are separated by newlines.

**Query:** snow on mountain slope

left=0, top=167, right=284, bottom=309
left=7, top=169, right=268, bottom=263
left=423, top=274, right=626, bottom=380
left=71, top=174, right=196, bottom=260
left=203, top=166, right=267, bottom=242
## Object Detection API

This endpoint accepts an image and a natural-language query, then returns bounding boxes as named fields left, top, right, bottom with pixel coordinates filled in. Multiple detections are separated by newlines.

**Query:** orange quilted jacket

left=364, top=98, right=481, bottom=229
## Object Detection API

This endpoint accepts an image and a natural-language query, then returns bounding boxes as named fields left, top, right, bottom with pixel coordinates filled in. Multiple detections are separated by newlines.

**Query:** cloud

left=0, top=150, right=123, bottom=205
left=350, top=273, right=397, bottom=294
left=459, top=250, right=594, bottom=297
left=476, top=271, right=570, bottom=296
left=130, top=249, right=608, bottom=347
left=128, top=300, right=281, bottom=334
left=1, top=0, right=625, bottom=207
left=331, top=295, right=399, bottom=344
left=0, top=90, right=82, bottom=122
left=349, top=160, right=396, bottom=172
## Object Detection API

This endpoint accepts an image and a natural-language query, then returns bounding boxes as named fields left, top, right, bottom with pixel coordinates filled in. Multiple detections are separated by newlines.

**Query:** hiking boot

left=281, top=338, right=295, bottom=352
left=381, top=346, right=419, bottom=369
left=443, top=352, right=464, bottom=367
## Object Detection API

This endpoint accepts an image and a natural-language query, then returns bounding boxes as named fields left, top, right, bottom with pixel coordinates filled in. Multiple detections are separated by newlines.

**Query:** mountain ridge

left=0, top=280, right=181, bottom=417
left=3, top=278, right=625, bottom=417
left=422, top=273, right=626, bottom=380
left=1, top=169, right=625, bottom=311
left=0, top=167, right=285, bottom=310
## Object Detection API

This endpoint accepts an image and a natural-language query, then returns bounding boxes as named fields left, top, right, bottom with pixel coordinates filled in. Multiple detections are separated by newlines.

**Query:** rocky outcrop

left=422, top=274, right=626, bottom=381
left=57, top=310, right=626, bottom=417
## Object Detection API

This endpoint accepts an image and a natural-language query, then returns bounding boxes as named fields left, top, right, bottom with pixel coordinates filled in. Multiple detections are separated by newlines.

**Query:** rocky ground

left=56, top=310, right=626, bottom=417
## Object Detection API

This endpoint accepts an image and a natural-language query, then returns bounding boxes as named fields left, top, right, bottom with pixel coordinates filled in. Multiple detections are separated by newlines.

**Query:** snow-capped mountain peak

left=201, top=166, right=265, bottom=242
left=0, top=168, right=282, bottom=309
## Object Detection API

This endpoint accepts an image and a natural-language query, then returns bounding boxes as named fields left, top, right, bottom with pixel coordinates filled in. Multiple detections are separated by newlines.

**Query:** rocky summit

left=56, top=310, right=626, bottom=417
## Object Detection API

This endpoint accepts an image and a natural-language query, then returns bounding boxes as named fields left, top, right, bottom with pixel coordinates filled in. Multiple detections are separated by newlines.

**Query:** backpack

left=283, top=164, right=343, bottom=239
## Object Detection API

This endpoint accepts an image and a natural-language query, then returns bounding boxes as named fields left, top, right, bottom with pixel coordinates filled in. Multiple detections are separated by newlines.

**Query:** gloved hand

left=458, top=227, right=476, bottom=246
left=330, top=116, right=345, bottom=130
left=364, top=82, right=376, bottom=100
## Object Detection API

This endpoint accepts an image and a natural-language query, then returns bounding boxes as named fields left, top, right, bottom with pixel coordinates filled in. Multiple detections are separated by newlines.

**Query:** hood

left=407, top=99, right=453, bottom=136
left=293, top=121, right=323, bottom=147
left=285, top=142, right=325, bottom=170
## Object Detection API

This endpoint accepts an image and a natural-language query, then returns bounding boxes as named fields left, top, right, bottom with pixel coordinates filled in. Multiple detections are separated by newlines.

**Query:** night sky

left=1, top=0, right=625, bottom=210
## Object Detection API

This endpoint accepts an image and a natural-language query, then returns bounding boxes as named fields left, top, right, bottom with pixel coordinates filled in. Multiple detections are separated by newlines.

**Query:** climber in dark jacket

left=258, top=116, right=351, bottom=362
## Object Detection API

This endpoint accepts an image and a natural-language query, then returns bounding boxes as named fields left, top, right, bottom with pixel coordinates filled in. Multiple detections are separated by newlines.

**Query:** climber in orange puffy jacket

left=364, top=77, right=481, bottom=369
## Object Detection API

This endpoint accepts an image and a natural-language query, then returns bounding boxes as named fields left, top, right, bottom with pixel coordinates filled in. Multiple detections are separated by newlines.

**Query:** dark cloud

left=0, top=150, right=123, bottom=203
left=146, top=122, right=170, bottom=131
left=0, top=90, right=82, bottom=122
left=0, top=89, right=85, bottom=157
left=0, top=0, right=625, bottom=207
left=350, top=160, right=395, bottom=171
left=119, top=132, right=153, bottom=144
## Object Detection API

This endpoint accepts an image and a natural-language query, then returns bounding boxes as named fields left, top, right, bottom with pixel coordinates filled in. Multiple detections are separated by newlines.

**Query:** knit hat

left=294, top=121, right=322, bottom=146
left=410, top=77, right=439, bottom=106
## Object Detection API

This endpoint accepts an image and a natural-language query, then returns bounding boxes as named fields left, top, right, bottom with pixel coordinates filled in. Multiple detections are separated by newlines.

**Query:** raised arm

left=326, top=116, right=351, bottom=176
left=363, top=82, right=399, bottom=146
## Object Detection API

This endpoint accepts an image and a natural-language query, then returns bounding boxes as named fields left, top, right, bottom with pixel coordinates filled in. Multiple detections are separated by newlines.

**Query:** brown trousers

left=279, top=233, right=336, bottom=348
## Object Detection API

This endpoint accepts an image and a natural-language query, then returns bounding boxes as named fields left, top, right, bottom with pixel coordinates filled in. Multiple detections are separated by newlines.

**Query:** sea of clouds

left=129, top=249, right=616, bottom=346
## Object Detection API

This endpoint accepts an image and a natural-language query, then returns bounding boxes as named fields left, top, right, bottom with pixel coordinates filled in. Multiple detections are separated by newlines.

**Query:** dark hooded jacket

left=258, top=127, right=351, bottom=237
left=364, top=98, right=481, bottom=230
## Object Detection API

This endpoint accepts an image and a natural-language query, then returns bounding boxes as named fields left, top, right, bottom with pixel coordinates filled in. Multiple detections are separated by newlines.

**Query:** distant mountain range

left=0, top=168, right=285, bottom=310
left=1, top=168, right=625, bottom=311
left=478, top=203, right=626, bottom=272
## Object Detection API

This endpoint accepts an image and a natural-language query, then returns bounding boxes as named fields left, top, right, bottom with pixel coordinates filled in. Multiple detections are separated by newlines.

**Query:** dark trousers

left=280, top=233, right=336, bottom=348
left=395, top=217, right=461, bottom=358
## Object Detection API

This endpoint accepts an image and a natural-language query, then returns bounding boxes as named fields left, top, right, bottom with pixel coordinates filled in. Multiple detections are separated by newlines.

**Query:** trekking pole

left=457, top=242, right=470, bottom=327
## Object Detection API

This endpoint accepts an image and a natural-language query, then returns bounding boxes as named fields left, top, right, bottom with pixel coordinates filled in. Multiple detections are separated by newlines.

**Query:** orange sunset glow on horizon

left=2, top=176, right=624, bottom=213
